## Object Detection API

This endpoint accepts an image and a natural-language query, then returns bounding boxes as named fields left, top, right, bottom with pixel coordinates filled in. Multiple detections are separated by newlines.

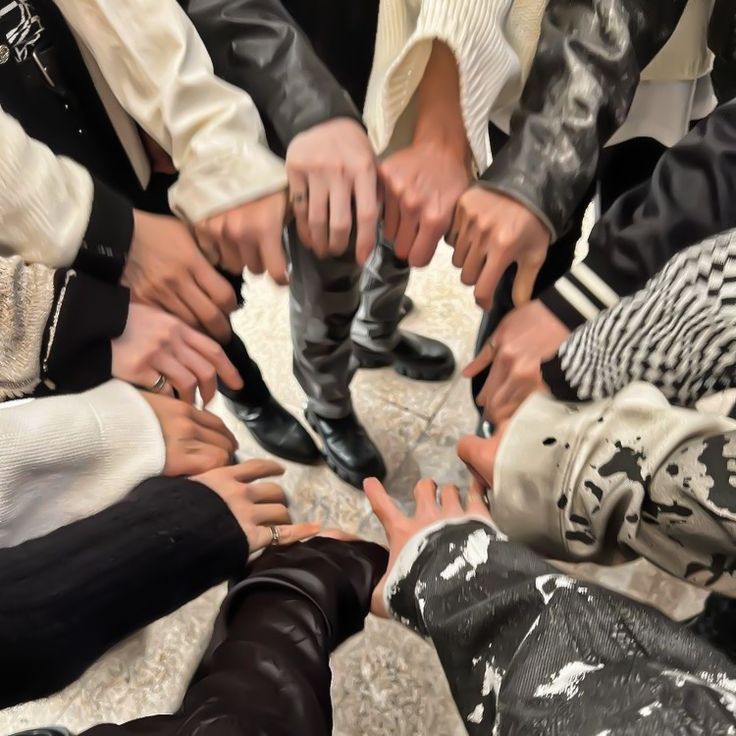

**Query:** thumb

left=463, top=341, right=495, bottom=378
left=364, top=477, right=402, bottom=531
left=457, top=435, right=495, bottom=489
left=511, top=253, right=544, bottom=307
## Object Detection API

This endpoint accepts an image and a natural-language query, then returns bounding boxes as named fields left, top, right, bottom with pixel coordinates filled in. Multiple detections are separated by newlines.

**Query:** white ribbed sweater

left=364, top=0, right=712, bottom=172
left=0, top=380, right=165, bottom=547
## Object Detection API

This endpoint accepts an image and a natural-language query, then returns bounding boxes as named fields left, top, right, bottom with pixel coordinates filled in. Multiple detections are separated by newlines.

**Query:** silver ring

left=150, top=373, right=168, bottom=393
left=269, top=525, right=280, bottom=546
left=487, top=339, right=498, bottom=354
left=291, top=191, right=307, bottom=205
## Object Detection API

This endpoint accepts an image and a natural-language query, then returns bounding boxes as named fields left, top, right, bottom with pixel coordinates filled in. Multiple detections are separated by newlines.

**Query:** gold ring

left=269, top=525, right=280, bottom=546
left=150, top=373, right=168, bottom=393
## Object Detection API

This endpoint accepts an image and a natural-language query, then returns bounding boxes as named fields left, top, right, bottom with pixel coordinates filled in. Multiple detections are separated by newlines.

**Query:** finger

left=154, top=290, right=199, bottom=330
left=363, top=476, right=403, bottom=531
left=258, top=228, right=289, bottom=287
left=288, top=170, right=312, bottom=248
left=184, top=442, right=232, bottom=474
left=229, top=459, right=286, bottom=483
left=188, top=406, right=238, bottom=448
left=477, top=360, right=507, bottom=412
left=460, top=234, right=488, bottom=288
left=249, top=521, right=321, bottom=552
left=382, top=187, right=401, bottom=245
left=319, top=528, right=362, bottom=542
left=466, top=482, right=492, bottom=518
left=393, top=207, right=419, bottom=262
left=413, top=478, right=438, bottom=514
left=178, top=279, right=231, bottom=345
left=182, top=328, right=243, bottom=392
left=512, top=253, right=545, bottom=307
left=246, top=481, right=287, bottom=505
left=138, top=371, right=175, bottom=398
left=462, top=341, right=496, bottom=379
left=251, top=503, right=291, bottom=526
left=172, top=340, right=219, bottom=404
left=194, top=224, right=222, bottom=267
left=354, top=164, right=379, bottom=265
left=192, top=259, right=239, bottom=316
left=154, top=354, right=199, bottom=404
left=408, top=214, right=444, bottom=268
left=440, top=484, right=463, bottom=514
left=307, top=177, right=330, bottom=257
left=474, top=248, right=514, bottom=312
left=451, top=214, right=475, bottom=269
left=456, top=435, right=494, bottom=489
left=194, top=422, right=238, bottom=454
left=328, top=175, right=353, bottom=257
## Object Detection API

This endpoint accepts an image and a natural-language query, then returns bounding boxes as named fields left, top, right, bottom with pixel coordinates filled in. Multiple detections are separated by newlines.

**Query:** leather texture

left=181, top=0, right=365, bottom=154
left=306, top=409, right=387, bottom=487
left=481, top=0, right=691, bottom=239
left=389, top=520, right=736, bottom=735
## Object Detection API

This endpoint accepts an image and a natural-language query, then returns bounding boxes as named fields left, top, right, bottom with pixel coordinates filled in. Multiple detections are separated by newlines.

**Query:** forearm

left=365, top=0, right=515, bottom=167
left=54, top=0, right=287, bottom=222
left=183, top=0, right=361, bottom=152
left=388, top=520, right=736, bottom=734
left=540, top=102, right=736, bottom=330
left=0, top=380, right=165, bottom=548
left=481, top=0, right=688, bottom=239
left=0, top=478, right=247, bottom=708
left=493, top=382, right=736, bottom=595
left=541, top=229, right=736, bottom=405
left=0, top=258, right=127, bottom=401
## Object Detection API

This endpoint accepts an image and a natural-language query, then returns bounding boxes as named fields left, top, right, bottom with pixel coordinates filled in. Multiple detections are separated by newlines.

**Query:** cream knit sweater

left=364, top=0, right=712, bottom=172
left=0, top=383, right=225, bottom=733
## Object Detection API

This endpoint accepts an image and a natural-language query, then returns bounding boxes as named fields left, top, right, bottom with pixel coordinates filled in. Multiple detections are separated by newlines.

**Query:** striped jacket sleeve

left=541, top=228, right=736, bottom=405
left=538, top=100, right=736, bottom=330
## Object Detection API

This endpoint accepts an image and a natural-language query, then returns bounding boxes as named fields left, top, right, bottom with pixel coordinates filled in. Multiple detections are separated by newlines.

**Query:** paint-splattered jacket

left=489, top=381, right=736, bottom=595
left=386, top=518, right=736, bottom=734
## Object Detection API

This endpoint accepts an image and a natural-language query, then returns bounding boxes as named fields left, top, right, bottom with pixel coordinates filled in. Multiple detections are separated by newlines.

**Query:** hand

left=450, top=188, right=551, bottom=309
left=463, top=301, right=568, bottom=423
left=140, top=391, right=238, bottom=476
left=379, top=140, right=471, bottom=267
left=456, top=423, right=510, bottom=496
left=194, top=191, right=289, bottom=284
left=363, top=477, right=491, bottom=617
left=140, top=131, right=176, bottom=175
left=123, top=210, right=238, bottom=343
left=287, top=118, right=379, bottom=263
left=193, top=460, right=321, bottom=552
left=113, top=303, right=243, bottom=404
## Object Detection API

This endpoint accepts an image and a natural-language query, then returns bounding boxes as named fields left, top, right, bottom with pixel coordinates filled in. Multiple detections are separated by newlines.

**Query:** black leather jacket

left=181, top=0, right=377, bottom=155
left=481, top=0, right=692, bottom=240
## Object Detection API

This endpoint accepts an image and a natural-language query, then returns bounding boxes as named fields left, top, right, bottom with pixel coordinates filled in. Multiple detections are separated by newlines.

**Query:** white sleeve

left=0, top=107, right=92, bottom=267
left=364, top=0, right=519, bottom=171
left=53, top=0, right=288, bottom=223
left=0, top=380, right=166, bottom=548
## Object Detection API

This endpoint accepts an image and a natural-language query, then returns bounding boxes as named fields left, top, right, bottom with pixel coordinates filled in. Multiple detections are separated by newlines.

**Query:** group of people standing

left=6, top=0, right=736, bottom=734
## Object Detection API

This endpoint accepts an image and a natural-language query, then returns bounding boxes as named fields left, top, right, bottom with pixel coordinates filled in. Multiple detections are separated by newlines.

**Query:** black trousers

left=471, top=128, right=668, bottom=405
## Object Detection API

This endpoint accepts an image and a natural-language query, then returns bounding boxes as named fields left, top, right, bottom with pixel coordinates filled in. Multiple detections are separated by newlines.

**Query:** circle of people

left=3, top=0, right=736, bottom=734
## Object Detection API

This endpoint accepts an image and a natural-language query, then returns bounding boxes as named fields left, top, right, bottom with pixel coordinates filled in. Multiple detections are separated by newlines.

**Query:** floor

left=0, top=243, right=715, bottom=736
left=222, top=244, right=710, bottom=736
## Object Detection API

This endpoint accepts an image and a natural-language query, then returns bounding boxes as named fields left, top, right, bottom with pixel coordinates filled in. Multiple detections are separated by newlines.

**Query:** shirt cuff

left=73, top=178, right=134, bottom=283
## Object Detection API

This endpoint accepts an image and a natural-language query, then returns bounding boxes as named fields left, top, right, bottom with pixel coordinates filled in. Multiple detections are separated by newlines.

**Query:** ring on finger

left=269, top=525, right=281, bottom=546
left=291, top=191, right=308, bottom=206
left=150, top=373, right=168, bottom=393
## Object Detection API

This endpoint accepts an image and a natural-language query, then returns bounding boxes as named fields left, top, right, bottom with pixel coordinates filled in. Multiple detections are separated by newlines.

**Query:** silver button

left=0, top=46, right=10, bottom=65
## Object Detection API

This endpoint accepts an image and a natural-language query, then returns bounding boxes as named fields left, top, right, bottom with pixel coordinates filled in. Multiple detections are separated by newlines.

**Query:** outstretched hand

left=363, top=477, right=491, bottom=617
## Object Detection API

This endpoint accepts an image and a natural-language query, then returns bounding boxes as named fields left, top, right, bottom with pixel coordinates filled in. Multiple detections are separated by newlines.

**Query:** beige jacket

left=0, top=0, right=287, bottom=233
left=493, top=383, right=736, bottom=596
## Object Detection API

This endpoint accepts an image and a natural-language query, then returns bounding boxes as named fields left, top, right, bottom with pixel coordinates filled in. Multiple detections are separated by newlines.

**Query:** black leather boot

left=353, top=329, right=455, bottom=381
left=223, top=395, right=321, bottom=465
left=306, top=409, right=386, bottom=489
left=398, top=294, right=414, bottom=321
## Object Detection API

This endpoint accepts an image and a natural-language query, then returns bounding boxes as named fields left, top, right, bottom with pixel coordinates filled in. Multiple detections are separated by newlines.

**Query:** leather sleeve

left=87, top=539, right=388, bottom=736
left=388, top=520, right=736, bottom=734
left=182, top=0, right=362, bottom=153
left=479, top=0, right=688, bottom=239
left=539, top=101, right=736, bottom=331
